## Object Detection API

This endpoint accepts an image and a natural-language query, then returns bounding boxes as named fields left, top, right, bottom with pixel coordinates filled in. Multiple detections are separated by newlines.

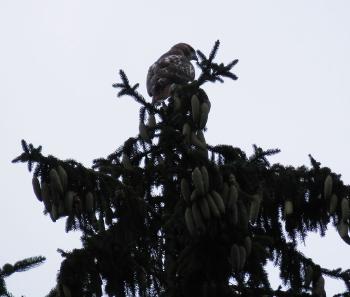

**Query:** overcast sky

left=1, top=1, right=350, bottom=296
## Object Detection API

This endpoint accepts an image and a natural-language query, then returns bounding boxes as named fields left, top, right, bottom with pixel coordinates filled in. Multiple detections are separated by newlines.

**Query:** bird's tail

left=152, top=85, right=171, bottom=103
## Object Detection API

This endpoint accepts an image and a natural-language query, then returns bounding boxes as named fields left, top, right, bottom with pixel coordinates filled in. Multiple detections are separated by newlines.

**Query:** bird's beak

left=191, top=52, right=198, bottom=61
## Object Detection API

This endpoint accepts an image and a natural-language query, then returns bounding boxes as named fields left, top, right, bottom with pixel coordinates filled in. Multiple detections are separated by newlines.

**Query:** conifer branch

left=231, top=284, right=312, bottom=296
left=0, top=256, right=45, bottom=297
left=113, top=70, right=159, bottom=115
left=195, top=40, right=239, bottom=86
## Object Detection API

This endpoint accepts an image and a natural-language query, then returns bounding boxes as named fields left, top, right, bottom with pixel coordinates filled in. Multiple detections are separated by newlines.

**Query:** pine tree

left=13, top=41, right=350, bottom=297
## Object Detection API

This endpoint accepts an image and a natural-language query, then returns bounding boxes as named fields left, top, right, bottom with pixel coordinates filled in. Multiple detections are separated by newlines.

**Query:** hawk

left=146, top=43, right=197, bottom=103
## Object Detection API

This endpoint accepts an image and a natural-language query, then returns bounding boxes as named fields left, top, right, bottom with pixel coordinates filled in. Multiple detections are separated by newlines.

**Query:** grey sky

left=1, top=1, right=350, bottom=295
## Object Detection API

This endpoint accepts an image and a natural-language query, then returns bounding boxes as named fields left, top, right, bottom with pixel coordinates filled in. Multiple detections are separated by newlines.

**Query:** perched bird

left=146, top=43, right=197, bottom=103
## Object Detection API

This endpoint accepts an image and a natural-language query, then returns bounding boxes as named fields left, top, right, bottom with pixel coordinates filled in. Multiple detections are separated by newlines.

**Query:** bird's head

left=171, top=43, right=198, bottom=61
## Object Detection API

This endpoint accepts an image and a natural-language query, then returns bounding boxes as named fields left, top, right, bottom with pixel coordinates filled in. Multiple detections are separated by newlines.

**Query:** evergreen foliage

left=0, top=256, right=45, bottom=297
left=13, top=41, right=350, bottom=296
